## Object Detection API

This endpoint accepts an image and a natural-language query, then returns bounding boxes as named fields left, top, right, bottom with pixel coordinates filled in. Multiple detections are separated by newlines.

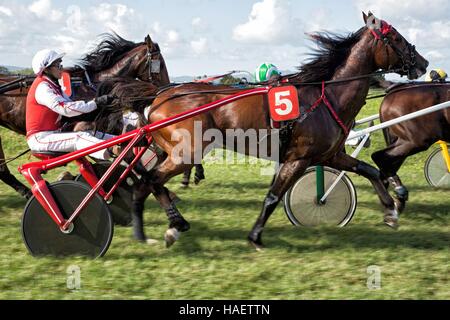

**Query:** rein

left=0, top=76, right=35, bottom=94
left=137, top=46, right=163, bottom=82
left=0, top=148, right=31, bottom=167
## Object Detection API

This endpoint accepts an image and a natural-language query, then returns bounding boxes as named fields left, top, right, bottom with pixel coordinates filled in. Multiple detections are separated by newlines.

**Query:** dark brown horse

left=371, top=82, right=450, bottom=209
left=0, top=33, right=169, bottom=198
left=104, top=12, right=428, bottom=249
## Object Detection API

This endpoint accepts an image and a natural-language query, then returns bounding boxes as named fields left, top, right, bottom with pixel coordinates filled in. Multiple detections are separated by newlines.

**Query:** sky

left=0, top=0, right=449, bottom=78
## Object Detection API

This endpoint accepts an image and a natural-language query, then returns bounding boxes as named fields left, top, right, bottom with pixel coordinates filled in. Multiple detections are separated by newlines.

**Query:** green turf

left=0, top=97, right=448, bottom=300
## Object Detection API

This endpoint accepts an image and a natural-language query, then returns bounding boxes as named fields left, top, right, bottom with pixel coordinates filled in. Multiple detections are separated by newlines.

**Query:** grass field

left=0, top=97, right=448, bottom=300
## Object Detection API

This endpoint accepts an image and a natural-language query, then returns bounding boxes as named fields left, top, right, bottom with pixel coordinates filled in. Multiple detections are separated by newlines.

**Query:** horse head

left=133, top=34, right=170, bottom=87
left=363, top=11, right=428, bottom=80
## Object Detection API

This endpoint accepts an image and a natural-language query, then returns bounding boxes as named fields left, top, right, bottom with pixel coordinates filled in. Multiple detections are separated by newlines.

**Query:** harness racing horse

left=103, top=12, right=428, bottom=249
left=0, top=33, right=169, bottom=199
left=371, top=82, right=450, bottom=210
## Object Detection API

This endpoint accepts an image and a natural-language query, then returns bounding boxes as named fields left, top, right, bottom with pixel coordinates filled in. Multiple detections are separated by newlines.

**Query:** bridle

left=138, top=44, right=163, bottom=83
left=370, top=20, right=418, bottom=78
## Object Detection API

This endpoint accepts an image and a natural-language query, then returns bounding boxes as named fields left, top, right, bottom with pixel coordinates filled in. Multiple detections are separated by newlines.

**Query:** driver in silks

left=26, top=49, right=142, bottom=160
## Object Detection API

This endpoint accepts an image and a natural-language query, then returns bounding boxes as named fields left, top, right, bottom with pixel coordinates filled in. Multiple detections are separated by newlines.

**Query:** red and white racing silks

left=26, top=76, right=97, bottom=137
left=26, top=76, right=111, bottom=160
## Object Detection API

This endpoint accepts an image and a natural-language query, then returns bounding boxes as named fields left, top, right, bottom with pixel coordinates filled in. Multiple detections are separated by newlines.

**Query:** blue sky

left=0, top=0, right=448, bottom=78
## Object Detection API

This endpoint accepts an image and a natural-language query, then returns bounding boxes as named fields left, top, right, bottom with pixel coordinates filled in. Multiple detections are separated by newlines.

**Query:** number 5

left=275, top=91, right=293, bottom=116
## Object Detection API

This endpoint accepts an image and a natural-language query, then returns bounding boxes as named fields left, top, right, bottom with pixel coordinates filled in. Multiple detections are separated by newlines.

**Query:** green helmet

left=255, top=63, right=281, bottom=82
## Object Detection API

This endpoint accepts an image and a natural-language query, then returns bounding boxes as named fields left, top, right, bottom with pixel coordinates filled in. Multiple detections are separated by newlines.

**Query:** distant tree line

left=0, top=67, right=34, bottom=76
left=0, top=66, right=10, bottom=75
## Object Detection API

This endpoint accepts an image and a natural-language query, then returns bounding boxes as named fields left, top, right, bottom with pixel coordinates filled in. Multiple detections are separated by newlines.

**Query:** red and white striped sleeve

left=35, top=81, right=97, bottom=117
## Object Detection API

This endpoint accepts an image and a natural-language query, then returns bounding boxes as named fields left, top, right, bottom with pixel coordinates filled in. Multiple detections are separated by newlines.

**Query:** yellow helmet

left=425, top=69, right=448, bottom=82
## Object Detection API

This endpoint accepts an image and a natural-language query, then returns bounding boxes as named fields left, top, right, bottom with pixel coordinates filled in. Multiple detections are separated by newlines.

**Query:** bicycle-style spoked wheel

left=75, top=162, right=136, bottom=226
left=424, top=147, right=450, bottom=188
left=284, top=167, right=357, bottom=227
left=22, top=181, right=114, bottom=258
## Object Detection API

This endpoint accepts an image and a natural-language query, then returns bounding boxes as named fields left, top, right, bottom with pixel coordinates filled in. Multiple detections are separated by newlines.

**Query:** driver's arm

left=35, top=81, right=97, bottom=117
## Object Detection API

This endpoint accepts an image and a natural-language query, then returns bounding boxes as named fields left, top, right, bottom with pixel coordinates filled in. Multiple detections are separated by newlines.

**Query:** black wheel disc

left=22, top=181, right=114, bottom=258
left=75, top=162, right=135, bottom=226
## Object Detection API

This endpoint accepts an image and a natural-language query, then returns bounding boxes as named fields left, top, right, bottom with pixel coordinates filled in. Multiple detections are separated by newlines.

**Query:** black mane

left=295, top=27, right=366, bottom=82
left=79, top=33, right=144, bottom=73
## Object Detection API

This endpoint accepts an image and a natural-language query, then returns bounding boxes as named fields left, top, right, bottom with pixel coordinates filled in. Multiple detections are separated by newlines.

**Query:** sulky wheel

left=424, top=147, right=450, bottom=188
left=22, top=181, right=113, bottom=258
left=75, top=162, right=136, bottom=226
left=284, top=166, right=357, bottom=227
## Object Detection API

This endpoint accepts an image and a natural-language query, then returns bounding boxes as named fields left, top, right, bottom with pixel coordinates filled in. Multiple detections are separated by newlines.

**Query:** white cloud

left=232, top=0, right=302, bottom=44
left=192, top=17, right=208, bottom=32
left=191, top=38, right=208, bottom=56
left=192, top=17, right=202, bottom=27
left=0, top=2, right=148, bottom=67
left=0, top=6, right=13, bottom=16
left=354, top=0, right=450, bottom=74
left=29, top=0, right=62, bottom=22
left=355, top=0, right=450, bottom=22
left=167, top=30, right=180, bottom=43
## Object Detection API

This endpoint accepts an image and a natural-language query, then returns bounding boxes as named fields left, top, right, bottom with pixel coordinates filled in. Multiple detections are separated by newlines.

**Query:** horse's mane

left=92, top=78, right=159, bottom=133
left=295, top=27, right=366, bottom=82
left=79, top=32, right=144, bottom=73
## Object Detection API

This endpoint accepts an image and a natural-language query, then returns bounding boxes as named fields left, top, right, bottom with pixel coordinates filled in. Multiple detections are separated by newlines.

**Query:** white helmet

left=32, top=49, right=65, bottom=76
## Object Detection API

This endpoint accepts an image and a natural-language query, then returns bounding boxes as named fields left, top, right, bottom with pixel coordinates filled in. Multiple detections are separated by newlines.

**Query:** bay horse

left=0, top=33, right=169, bottom=199
left=103, top=12, right=428, bottom=249
left=371, top=82, right=450, bottom=209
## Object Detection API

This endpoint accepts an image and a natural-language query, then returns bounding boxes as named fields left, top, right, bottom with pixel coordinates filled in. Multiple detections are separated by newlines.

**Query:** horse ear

left=145, top=35, right=155, bottom=50
left=364, top=11, right=380, bottom=30
left=362, top=11, right=368, bottom=24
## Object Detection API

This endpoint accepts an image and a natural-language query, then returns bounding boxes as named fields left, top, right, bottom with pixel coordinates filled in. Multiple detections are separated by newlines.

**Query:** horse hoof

left=146, top=239, right=159, bottom=246
left=180, top=183, right=189, bottom=189
left=165, top=228, right=180, bottom=248
left=248, top=240, right=264, bottom=252
left=384, top=217, right=399, bottom=230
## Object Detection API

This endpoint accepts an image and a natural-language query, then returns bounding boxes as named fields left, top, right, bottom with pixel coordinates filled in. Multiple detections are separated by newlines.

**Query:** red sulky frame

left=18, top=87, right=270, bottom=232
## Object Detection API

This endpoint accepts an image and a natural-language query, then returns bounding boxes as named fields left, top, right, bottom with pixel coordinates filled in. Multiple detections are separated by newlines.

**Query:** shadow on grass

left=357, top=200, right=449, bottom=222
left=201, top=181, right=271, bottom=190
left=110, top=219, right=449, bottom=259
left=356, top=184, right=449, bottom=192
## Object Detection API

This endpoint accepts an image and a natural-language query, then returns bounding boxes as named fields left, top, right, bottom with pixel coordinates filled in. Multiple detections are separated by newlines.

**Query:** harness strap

left=302, top=82, right=349, bottom=136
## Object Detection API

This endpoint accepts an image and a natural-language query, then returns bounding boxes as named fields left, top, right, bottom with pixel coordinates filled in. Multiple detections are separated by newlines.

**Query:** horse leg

left=148, top=157, right=193, bottom=247
left=131, top=181, right=154, bottom=243
left=372, top=140, right=429, bottom=212
left=181, top=169, right=192, bottom=188
left=248, top=159, right=310, bottom=250
left=328, top=152, right=399, bottom=228
left=194, top=164, right=205, bottom=185
left=0, top=137, right=31, bottom=199
left=153, top=184, right=191, bottom=247
left=181, top=165, right=205, bottom=187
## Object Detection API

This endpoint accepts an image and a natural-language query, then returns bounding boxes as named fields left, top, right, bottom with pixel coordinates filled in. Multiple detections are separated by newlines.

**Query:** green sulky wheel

left=284, top=166, right=357, bottom=227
